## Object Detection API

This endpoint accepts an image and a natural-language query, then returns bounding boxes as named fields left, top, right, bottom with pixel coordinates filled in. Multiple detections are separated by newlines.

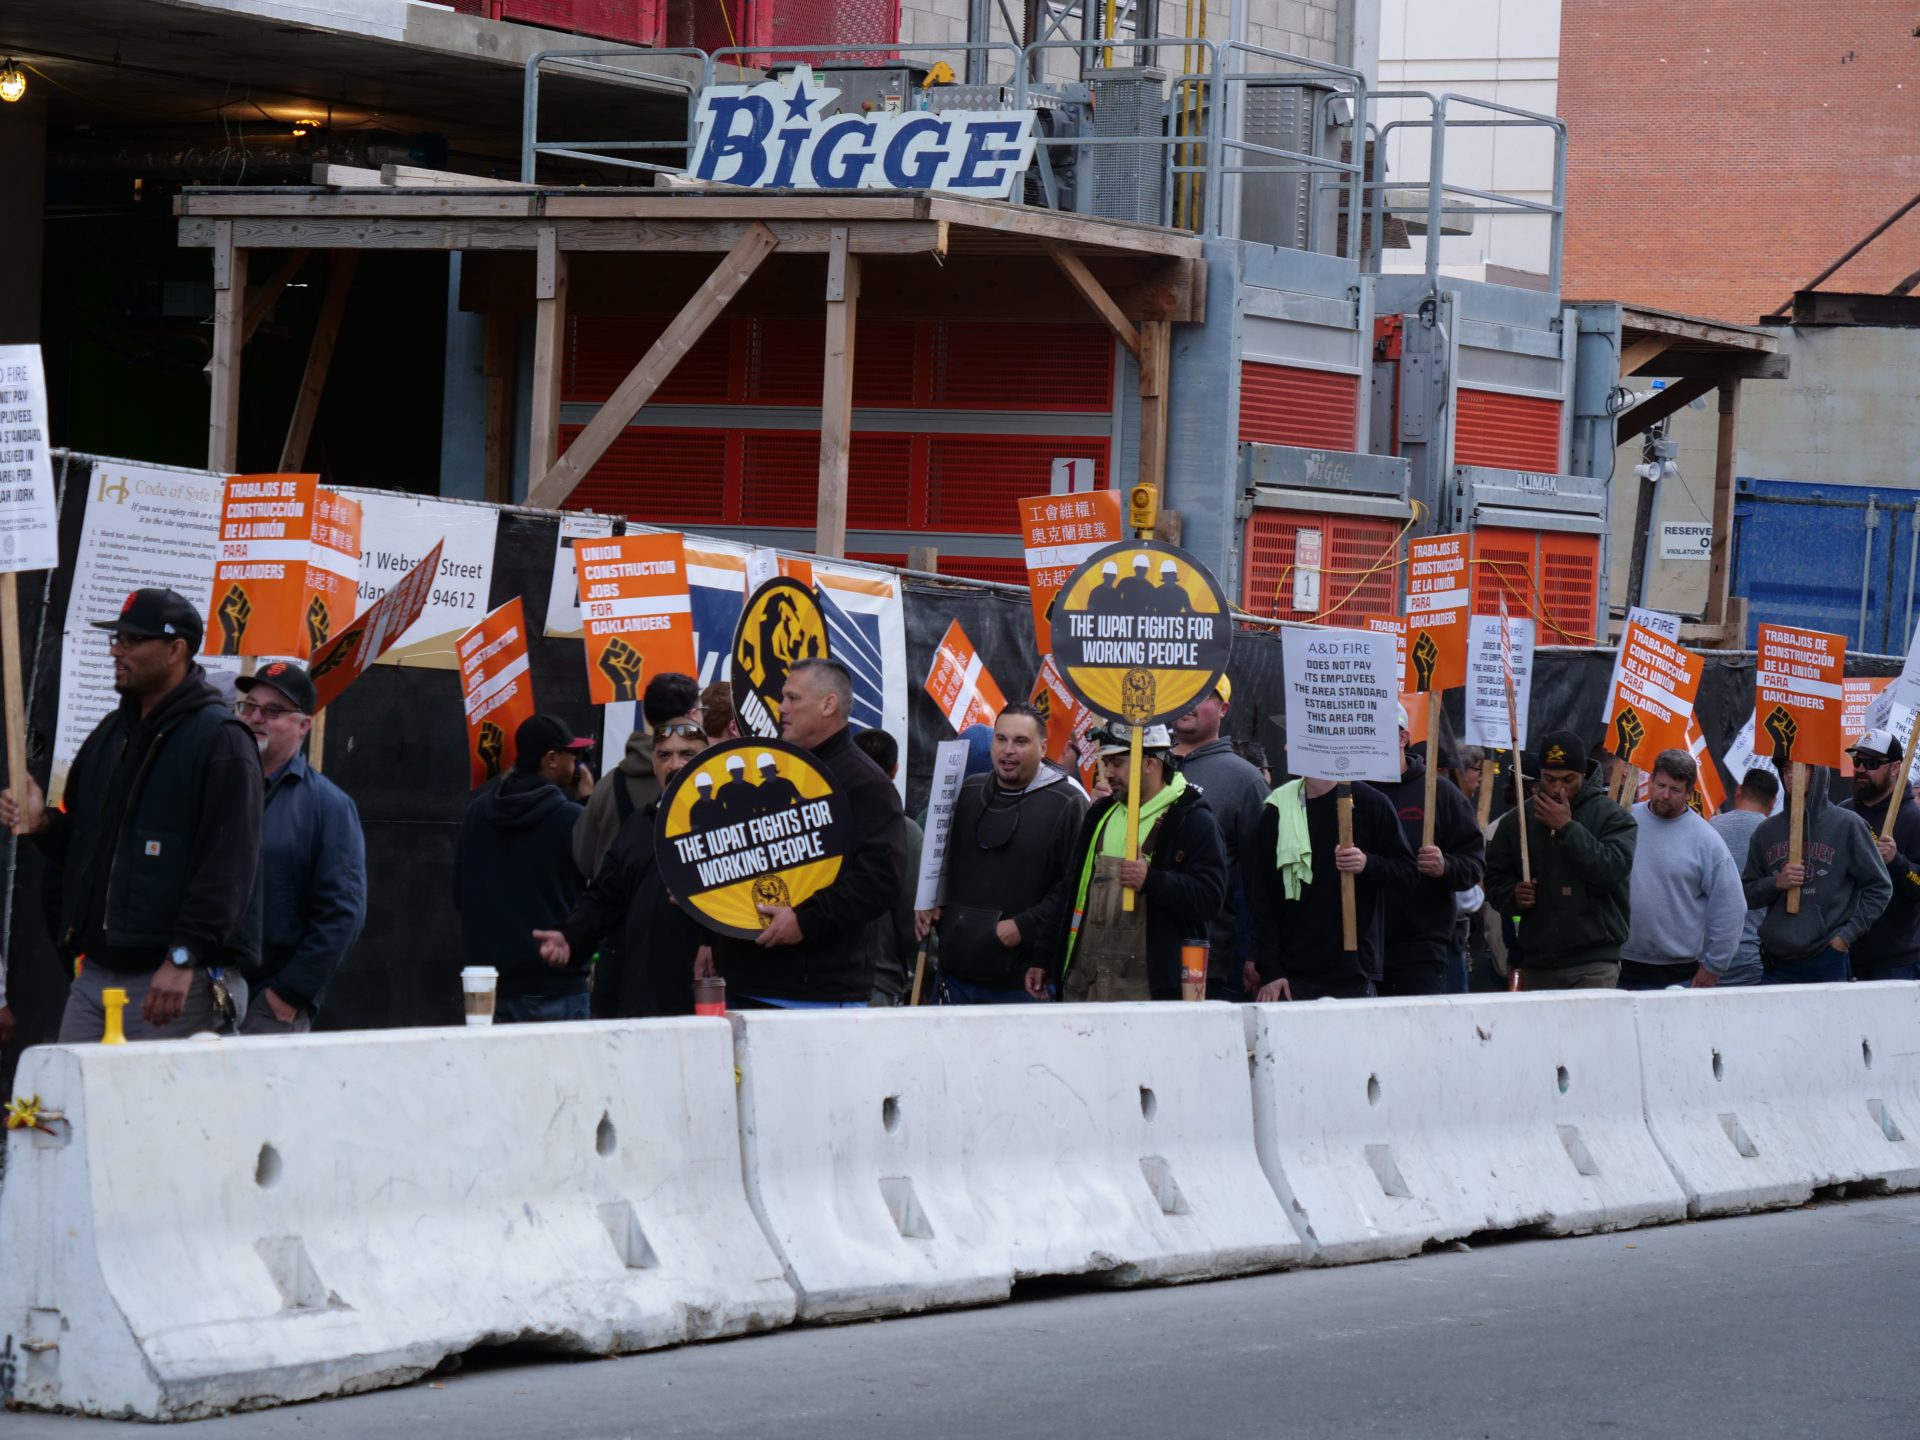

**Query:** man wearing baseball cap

left=454, top=714, right=597, bottom=1021
left=1485, top=728, right=1636, bottom=989
left=231, top=661, right=366, bottom=1032
left=1838, top=727, right=1920, bottom=980
left=1042, top=721, right=1226, bottom=1002
left=1, top=587, right=263, bottom=1040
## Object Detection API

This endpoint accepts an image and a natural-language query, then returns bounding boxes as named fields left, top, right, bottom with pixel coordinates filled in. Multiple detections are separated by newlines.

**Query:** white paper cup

left=460, top=966, right=499, bottom=1026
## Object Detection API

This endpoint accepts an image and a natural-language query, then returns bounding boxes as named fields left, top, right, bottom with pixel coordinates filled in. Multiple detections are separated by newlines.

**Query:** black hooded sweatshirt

left=454, top=770, right=588, bottom=999
left=1368, top=751, right=1486, bottom=974
left=560, top=796, right=700, bottom=1017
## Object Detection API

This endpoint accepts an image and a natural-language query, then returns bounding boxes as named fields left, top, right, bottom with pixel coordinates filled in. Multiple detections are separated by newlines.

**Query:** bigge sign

left=691, top=66, right=1037, bottom=199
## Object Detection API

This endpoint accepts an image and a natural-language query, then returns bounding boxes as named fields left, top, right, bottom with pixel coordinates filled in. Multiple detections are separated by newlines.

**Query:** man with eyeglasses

left=230, top=661, right=366, bottom=1032
left=1, top=588, right=263, bottom=1041
left=916, top=702, right=1086, bottom=1003
left=1838, top=727, right=1920, bottom=980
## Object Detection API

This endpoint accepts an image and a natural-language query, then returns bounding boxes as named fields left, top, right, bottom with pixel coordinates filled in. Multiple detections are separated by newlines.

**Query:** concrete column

left=438, top=253, right=488, bottom=500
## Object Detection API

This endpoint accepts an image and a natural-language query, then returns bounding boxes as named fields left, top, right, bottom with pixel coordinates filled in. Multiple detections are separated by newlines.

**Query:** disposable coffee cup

left=693, top=975, right=727, bottom=1017
left=1179, top=939, right=1208, bottom=1003
left=461, top=966, right=499, bottom=1026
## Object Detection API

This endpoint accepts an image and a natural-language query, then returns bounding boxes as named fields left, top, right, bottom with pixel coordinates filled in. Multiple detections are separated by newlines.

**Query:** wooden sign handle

left=1514, top=758, right=1532, bottom=885
left=1, top=572, right=27, bottom=837
left=1421, top=717, right=1440, bottom=849
left=1786, top=760, right=1807, bottom=915
left=1884, top=709, right=1920, bottom=841
left=1122, top=723, right=1143, bottom=913
left=1336, top=782, right=1357, bottom=952
left=1477, top=756, right=1496, bottom=830
left=909, top=941, right=930, bottom=1006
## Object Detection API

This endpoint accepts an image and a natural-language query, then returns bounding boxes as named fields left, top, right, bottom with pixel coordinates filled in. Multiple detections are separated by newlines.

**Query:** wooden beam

left=527, top=221, right=779, bottom=511
left=1635, top=350, right=1791, bottom=380
left=178, top=216, right=945, bottom=256
left=1618, top=336, right=1670, bottom=375
left=1615, top=376, right=1716, bottom=445
left=380, top=164, right=533, bottom=189
left=1137, top=319, right=1172, bottom=539
left=311, top=163, right=384, bottom=187
left=482, top=311, right=515, bottom=507
left=1705, top=379, right=1741, bottom=631
left=279, top=251, right=359, bottom=472
left=208, top=221, right=246, bottom=473
left=1043, top=239, right=1141, bottom=359
left=528, top=225, right=569, bottom=489
left=816, top=226, right=859, bottom=560
left=242, top=248, right=312, bottom=345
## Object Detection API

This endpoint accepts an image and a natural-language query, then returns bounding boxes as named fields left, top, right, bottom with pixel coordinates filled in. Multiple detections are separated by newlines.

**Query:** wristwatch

left=167, top=945, right=194, bottom=969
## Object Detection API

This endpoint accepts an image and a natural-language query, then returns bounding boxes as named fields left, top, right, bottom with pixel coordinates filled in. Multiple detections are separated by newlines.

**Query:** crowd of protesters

left=2, top=584, right=1911, bottom=1047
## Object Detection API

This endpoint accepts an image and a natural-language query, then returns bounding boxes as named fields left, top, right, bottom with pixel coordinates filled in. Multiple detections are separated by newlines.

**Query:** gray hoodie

left=1175, top=736, right=1270, bottom=990
left=1740, top=768, right=1892, bottom=966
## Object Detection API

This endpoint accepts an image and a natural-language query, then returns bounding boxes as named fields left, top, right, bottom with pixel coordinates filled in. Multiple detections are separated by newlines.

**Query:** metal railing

left=519, top=40, right=1566, bottom=285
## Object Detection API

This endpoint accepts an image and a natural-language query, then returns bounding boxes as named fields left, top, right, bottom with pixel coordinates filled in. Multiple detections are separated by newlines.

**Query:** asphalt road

left=14, top=1193, right=1920, bottom=1439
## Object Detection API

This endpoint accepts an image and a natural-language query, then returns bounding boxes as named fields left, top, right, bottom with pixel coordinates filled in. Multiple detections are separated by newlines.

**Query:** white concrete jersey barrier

left=732, top=1004, right=1299, bottom=1321
left=1246, top=994, right=1688, bottom=1264
left=1632, top=982, right=1920, bottom=1217
left=0, top=1021, right=794, bottom=1420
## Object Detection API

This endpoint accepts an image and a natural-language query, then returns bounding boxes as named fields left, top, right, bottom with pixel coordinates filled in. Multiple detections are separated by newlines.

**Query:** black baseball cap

left=235, top=660, right=318, bottom=715
left=515, top=714, right=594, bottom=771
left=91, top=588, right=204, bottom=649
left=1534, top=729, right=1589, bottom=776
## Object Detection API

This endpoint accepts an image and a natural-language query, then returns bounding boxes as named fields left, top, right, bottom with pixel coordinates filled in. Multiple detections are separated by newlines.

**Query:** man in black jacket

left=1250, top=771, right=1417, bottom=1001
left=454, top=714, right=595, bottom=1022
left=709, top=657, right=907, bottom=1007
left=534, top=718, right=710, bottom=1017
left=2, top=588, right=263, bottom=1041
left=1046, top=723, right=1226, bottom=1002
left=1838, top=727, right=1920, bottom=980
left=1368, top=707, right=1485, bottom=995
left=919, top=702, right=1087, bottom=1003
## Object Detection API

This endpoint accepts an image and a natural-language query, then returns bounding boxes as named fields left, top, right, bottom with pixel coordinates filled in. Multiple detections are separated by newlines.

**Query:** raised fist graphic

left=216, top=584, right=252, bottom=655
left=598, top=637, right=645, bottom=701
left=304, top=594, right=332, bottom=651
left=1763, top=705, right=1798, bottom=766
left=476, top=720, right=507, bottom=779
left=1411, top=629, right=1440, bottom=692
left=1613, top=705, right=1646, bottom=764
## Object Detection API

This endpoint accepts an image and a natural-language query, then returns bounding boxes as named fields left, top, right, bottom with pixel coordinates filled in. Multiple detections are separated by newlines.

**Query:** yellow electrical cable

left=718, top=0, right=739, bottom=50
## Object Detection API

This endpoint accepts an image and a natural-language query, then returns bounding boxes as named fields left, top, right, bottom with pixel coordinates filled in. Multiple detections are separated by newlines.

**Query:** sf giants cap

left=235, top=661, right=319, bottom=715
left=91, top=588, right=204, bottom=648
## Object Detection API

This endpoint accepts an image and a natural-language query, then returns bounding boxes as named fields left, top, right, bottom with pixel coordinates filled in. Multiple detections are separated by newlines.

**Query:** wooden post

left=306, top=709, right=328, bottom=775
left=1705, top=379, right=1741, bottom=633
left=1121, top=724, right=1143, bottom=913
left=1786, top=760, right=1807, bottom=914
left=1137, top=320, right=1171, bottom=540
left=482, top=311, right=515, bottom=506
left=528, top=222, right=778, bottom=512
left=2, top=572, right=27, bottom=836
left=1477, top=756, right=1497, bottom=829
left=528, top=225, right=569, bottom=493
left=1883, top=709, right=1920, bottom=841
left=909, top=941, right=929, bottom=1006
left=815, top=226, right=859, bottom=559
left=1336, top=782, right=1357, bottom=952
left=208, top=220, right=247, bottom=473
left=1513, top=760, right=1532, bottom=884
left=279, top=250, right=359, bottom=472
left=1422, top=720, right=1440, bottom=848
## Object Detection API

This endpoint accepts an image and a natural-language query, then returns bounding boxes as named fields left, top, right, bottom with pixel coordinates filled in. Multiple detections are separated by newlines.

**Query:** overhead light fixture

left=291, top=116, right=322, bottom=137
left=0, top=60, right=26, bottom=104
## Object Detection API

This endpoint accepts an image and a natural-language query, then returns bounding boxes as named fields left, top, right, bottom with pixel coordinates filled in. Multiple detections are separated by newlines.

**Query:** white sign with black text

left=0, top=344, right=59, bottom=572
left=1659, top=522, right=1713, bottom=561
left=914, top=738, right=972, bottom=911
left=1281, top=626, right=1401, bottom=782
left=1463, top=613, right=1535, bottom=751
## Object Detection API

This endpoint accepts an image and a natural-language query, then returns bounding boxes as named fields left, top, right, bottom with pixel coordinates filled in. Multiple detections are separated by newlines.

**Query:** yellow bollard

left=101, top=987, right=128, bottom=1045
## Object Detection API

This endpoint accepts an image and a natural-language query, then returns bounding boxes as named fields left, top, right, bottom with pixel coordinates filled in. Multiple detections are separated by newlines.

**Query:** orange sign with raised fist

left=1754, top=623, right=1846, bottom=768
left=459, top=597, right=537, bottom=790
left=925, top=619, right=1007, bottom=735
left=1405, top=534, right=1469, bottom=692
left=1606, top=620, right=1704, bottom=769
left=578, top=532, right=697, bottom=704
left=206, top=473, right=318, bottom=658
left=302, top=488, right=361, bottom=653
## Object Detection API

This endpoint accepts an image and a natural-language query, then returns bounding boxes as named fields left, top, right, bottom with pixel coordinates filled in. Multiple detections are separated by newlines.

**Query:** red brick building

left=1559, top=1, right=1920, bottom=323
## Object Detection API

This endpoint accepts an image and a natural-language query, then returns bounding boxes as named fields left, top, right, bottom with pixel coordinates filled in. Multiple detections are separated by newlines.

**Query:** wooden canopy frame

left=178, top=176, right=1208, bottom=557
